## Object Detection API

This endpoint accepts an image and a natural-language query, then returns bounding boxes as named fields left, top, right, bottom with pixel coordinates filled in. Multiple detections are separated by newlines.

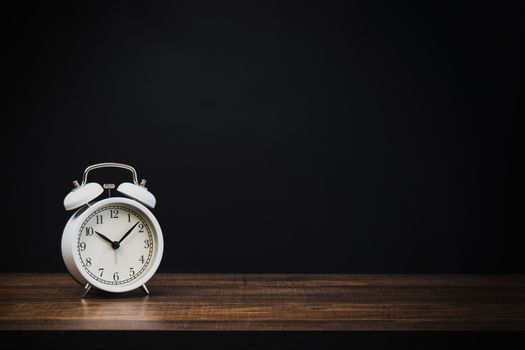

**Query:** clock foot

left=81, top=283, right=92, bottom=298
left=141, top=284, right=149, bottom=295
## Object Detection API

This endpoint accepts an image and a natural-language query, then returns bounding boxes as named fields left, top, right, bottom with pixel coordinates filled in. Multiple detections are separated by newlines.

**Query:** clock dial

left=77, top=205, right=155, bottom=286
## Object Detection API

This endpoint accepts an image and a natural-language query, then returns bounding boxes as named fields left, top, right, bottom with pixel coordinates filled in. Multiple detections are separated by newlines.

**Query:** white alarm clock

left=61, top=163, right=164, bottom=297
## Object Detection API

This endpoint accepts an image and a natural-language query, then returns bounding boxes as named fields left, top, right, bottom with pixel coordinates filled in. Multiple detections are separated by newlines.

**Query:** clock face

left=77, top=204, right=156, bottom=286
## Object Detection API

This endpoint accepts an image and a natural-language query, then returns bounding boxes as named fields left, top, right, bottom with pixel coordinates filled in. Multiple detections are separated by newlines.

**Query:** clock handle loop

left=82, top=163, right=139, bottom=186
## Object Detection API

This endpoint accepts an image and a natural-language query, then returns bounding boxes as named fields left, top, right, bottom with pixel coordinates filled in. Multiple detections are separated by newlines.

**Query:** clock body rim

left=61, top=197, right=164, bottom=293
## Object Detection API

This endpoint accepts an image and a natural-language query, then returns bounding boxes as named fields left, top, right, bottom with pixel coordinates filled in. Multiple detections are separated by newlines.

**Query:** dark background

left=2, top=1, right=521, bottom=273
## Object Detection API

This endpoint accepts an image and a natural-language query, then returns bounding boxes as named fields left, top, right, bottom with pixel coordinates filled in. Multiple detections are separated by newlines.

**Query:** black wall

left=3, top=1, right=521, bottom=273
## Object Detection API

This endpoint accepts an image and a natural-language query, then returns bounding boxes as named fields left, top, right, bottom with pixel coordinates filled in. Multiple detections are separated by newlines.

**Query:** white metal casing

left=61, top=197, right=164, bottom=293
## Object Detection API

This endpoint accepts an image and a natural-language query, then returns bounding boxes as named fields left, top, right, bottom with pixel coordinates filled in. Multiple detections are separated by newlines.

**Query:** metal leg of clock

left=81, top=283, right=92, bottom=298
left=141, top=284, right=150, bottom=295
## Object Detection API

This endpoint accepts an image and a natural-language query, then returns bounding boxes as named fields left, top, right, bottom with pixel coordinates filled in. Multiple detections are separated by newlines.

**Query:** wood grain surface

left=0, top=273, right=524, bottom=331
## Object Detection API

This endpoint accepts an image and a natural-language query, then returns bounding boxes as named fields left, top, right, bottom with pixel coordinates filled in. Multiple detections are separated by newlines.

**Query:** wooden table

left=1, top=273, right=524, bottom=348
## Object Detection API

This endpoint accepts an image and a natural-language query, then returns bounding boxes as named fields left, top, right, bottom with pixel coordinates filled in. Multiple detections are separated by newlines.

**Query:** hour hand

left=95, top=231, right=113, bottom=245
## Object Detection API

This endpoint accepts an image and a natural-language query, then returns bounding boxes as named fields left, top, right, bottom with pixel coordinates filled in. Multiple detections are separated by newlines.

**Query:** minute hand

left=118, top=221, right=140, bottom=244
